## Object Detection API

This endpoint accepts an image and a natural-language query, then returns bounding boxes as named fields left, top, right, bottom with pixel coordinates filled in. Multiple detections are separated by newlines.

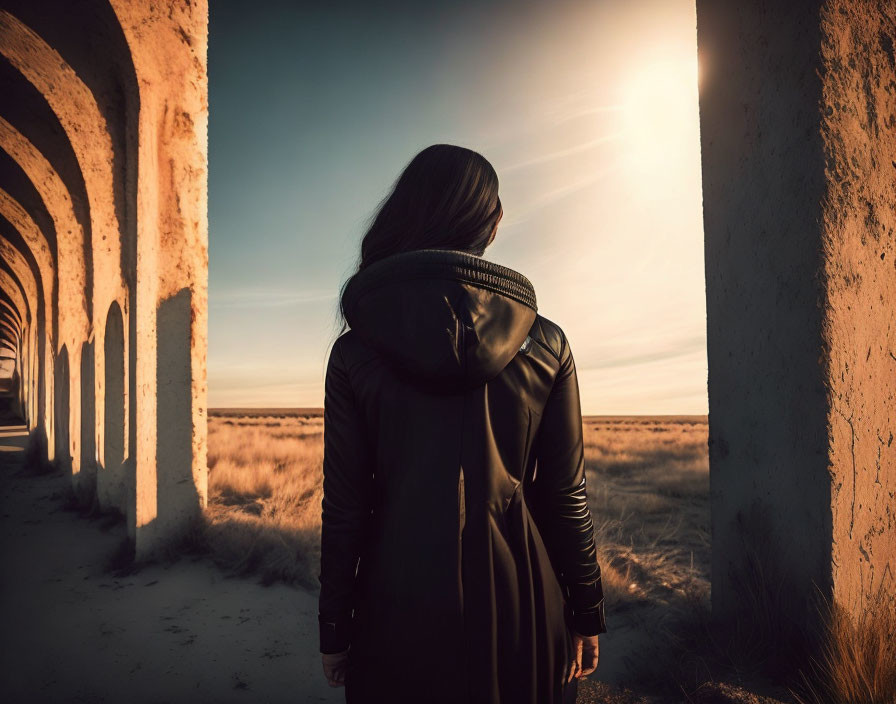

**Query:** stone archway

left=0, top=0, right=208, bottom=559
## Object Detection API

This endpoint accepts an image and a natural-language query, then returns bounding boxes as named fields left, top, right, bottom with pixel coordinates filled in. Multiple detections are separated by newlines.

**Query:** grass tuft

left=792, top=589, right=896, bottom=704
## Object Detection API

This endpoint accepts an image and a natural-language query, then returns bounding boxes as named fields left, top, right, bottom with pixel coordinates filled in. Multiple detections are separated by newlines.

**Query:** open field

left=201, top=411, right=326, bottom=588
left=202, top=409, right=711, bottom=618
left=199, top=410, right=718, bottom=697
left=581, top=416, right=709, bottom=613
left=211, top=407, right=324, bottom=418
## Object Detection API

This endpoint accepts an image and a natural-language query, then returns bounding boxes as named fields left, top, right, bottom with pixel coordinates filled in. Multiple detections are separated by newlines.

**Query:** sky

left=208, top=0, right=707, bottom=415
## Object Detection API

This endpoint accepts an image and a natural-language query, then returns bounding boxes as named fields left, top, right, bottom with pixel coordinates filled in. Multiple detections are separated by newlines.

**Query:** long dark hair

left=335, top=144, right=502, bottom=331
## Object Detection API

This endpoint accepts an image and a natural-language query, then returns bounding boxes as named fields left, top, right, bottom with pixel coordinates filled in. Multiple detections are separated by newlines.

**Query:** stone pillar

left=697, top=0, right=895, bottom=630
left=111, top=0, right=209, bottom=557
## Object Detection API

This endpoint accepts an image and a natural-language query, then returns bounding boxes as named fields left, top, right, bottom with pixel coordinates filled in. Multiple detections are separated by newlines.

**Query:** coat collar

left=344, top=248, right=537, bottom=313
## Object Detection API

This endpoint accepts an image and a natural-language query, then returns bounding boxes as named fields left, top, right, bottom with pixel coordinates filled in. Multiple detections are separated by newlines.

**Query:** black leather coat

left=318, top=249, right=606, bottom=704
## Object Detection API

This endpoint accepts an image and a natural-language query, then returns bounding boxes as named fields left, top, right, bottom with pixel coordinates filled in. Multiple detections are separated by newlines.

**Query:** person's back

left=318, top=146, right=606, bottom=704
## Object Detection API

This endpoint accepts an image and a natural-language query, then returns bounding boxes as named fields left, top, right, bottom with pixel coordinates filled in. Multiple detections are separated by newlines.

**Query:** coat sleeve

left=530, top=332, right=607, bottom=636
left=318, top=338, right=374, bottom=653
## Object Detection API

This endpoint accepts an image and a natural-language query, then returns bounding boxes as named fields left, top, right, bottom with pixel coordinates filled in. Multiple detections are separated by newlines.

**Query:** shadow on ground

left=0, top=393, right=340, bottom=703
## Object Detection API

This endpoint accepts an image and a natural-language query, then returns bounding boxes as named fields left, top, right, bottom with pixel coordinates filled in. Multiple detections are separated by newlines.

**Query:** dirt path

left=0, top=421, right=342, bottom=704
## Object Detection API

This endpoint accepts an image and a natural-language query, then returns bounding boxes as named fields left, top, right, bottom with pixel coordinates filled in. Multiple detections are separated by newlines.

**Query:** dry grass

left=191, top=410, right=895, bottom=702
left=582, top=416, right=710, bottom=613
left=199, top=411, right=711, bottom=607
left=198, top=411, right=718, bottom=702
left=199, top=413, right=325, bottom=587
left=793, top=592, right=896, bottom=704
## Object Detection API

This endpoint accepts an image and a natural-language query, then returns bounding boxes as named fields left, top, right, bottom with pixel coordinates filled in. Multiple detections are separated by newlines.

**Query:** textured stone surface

left=819, top=0, right=895, bottom=616
left=0, top=0, right=208, bottom=558
left=697, top=0, right=895, bottom=629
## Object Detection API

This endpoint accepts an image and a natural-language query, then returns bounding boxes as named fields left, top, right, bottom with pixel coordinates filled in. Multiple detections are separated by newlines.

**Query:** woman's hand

left=567, top=630, right=599, bottom=683
left=321, top=648, right=350, bottom=687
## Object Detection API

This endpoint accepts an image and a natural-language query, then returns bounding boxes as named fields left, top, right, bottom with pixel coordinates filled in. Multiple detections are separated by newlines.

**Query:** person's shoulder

left=331, top=328, right=356, bottom=349
left=528, top=313, right=570, bottom=362
left=327, top=329, right=355, bottom=365
left=328, top=328, right=376, bottom=371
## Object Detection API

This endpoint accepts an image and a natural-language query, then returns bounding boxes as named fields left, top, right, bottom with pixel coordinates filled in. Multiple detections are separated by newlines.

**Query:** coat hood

left=341, top=249, right=537, bottom=392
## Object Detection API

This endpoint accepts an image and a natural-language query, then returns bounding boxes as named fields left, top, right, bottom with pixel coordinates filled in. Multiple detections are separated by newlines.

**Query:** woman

left=318, top=144, right=606, bottom=704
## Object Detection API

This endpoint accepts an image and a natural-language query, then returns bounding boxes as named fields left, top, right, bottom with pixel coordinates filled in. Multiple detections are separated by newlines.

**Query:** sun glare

left=618, top=55, right=700, bottom=174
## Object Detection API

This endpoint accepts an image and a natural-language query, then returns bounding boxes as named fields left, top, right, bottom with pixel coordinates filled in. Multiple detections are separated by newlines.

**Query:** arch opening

left=101, top=301, right=125, bottom=513
left=53, top=343, right=68, bottom=473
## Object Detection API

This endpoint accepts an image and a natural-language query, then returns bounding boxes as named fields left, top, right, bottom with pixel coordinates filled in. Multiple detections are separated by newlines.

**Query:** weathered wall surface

left=110, top=0, right=210, bottom=550
left=0, top=0, right=208, bottom=559
left=697, top=0, right=895, bottom=629
left=819, top=0, right=895, bottom=616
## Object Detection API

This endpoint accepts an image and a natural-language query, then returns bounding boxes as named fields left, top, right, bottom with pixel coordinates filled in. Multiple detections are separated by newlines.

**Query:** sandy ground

left=0, top=422, right=343, bottom=704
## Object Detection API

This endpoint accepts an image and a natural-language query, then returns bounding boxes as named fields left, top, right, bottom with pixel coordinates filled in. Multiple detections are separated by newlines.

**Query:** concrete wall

left=0, top=0, right=208, bottom=559
left=697, top=0, right=895, bottom=630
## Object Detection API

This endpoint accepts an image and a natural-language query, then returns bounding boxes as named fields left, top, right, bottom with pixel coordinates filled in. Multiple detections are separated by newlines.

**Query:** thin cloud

left=548, top=104, right=625, bottom=127
left=502, top=133, right=623, bottom=173
left=579, top=334, right=706, bottom=371
left=480, top=104, right=623, bottom=152
left=500, top=162, right=622, bottom=230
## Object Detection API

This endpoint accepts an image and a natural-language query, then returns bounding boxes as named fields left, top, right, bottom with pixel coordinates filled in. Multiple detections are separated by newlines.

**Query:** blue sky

left=208, top=0, right=707, bottom=414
